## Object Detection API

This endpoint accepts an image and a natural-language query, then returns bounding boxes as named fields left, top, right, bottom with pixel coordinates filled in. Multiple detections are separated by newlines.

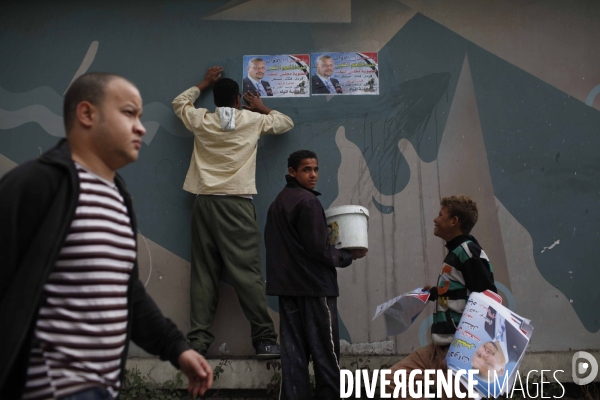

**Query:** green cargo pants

left=187, top=195, right=277, bottom=351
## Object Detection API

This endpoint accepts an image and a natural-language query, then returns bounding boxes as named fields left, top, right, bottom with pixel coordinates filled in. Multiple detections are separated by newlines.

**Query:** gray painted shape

left=0, top=123, right=62, bottom=164
left=372, top=196, right=394, bottom=214
left=64, top=41, right=99, bottom=94
left=468, top=44, right=600, bottom=332
left=201, top=0, right=252, bottom=20
left=0, top=85, right=63, bottom=114
left=203, top=0, right=351, bottom=23
left=586, top=84, right=600, bottom=107
left=142, top=121, right=160, bottom=145
left=0, top=153, right=17, bottom=179
left=141, top=102, right=193, bottom=138
left=0, top=105, right=64, bottom=137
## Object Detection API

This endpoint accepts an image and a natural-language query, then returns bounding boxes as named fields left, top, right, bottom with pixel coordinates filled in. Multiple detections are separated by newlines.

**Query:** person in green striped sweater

left=386, top=195, right=497, bottom=399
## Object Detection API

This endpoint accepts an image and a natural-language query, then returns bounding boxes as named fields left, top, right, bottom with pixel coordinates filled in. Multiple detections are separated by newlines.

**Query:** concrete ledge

left=126, top=357, right=280, bottom=390
left=126, top=350, right=600, bottom=389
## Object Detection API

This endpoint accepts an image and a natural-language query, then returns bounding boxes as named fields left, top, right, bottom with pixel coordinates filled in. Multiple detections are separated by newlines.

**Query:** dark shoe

left=254, top=341, right=280, bottom=359
left=193, top=348, right=207, bottom=357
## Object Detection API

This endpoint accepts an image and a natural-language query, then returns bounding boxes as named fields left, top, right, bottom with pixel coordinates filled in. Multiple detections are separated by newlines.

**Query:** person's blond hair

left=440, top=195, right=478, bottom=234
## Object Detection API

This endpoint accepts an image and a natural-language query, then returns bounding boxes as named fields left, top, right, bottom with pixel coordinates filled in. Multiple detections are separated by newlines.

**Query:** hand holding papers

left=373, top=288, right=430, bottom=336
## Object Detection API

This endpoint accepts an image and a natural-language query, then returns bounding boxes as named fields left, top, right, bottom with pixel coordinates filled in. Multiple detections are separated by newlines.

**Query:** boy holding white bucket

left=264, top=150, right=367, bottom=400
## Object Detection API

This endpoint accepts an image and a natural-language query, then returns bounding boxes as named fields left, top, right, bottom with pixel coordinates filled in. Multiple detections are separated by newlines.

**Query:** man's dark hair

left=63, top=72, right=131, bottom=134
left=441, top=195, right=478, bottom=234
left=213, top=78, right=239, bottom=107
left=288, top=150, right=318, bottom=170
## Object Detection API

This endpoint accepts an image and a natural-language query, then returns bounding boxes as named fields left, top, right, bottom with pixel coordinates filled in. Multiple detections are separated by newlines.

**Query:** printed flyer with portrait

left=242, top=54, right=310, bottom=98
left=445, top=291, right=534, bottom=398
left=311, top=52, right=379, bottom=96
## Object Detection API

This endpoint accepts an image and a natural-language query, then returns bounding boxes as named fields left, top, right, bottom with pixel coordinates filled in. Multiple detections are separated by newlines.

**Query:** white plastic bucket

left=324, top=205, right=369, bottom=250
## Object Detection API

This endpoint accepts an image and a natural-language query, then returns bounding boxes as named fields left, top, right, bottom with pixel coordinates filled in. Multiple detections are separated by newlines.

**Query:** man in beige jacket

left=172, top=66, right=294, bottom=358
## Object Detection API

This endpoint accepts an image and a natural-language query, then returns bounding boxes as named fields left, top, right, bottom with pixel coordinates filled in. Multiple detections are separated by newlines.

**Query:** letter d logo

left=572, top=351, right=598, bottom=385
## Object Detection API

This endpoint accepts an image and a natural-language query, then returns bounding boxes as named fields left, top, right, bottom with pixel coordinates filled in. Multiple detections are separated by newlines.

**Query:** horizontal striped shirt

left=432, top=235, right=496, bottom=346
left=23, top=165, right=135, bottom=400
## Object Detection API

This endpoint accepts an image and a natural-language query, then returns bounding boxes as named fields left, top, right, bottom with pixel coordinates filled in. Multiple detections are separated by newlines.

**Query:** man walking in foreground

left=386, top=195, right=497, bottom=399
left=172, top=67, right=294, bottom=358
left=0, top=73, right=212, bottom=399
left=264, top=150, right=367, bottom=399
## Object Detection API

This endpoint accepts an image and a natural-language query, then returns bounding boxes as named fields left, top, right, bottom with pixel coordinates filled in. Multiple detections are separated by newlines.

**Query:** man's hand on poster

left=242, top=91, right=272, bottom=115
left=196, top=66, right=224, bottom=91
left=349, top=249, right=368, bottom=260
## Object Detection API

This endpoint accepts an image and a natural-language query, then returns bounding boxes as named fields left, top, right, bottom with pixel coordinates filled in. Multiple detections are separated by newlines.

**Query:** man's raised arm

left=242, top=91, right=294, bottom=135
left=172, top=66, right=224, bottom=131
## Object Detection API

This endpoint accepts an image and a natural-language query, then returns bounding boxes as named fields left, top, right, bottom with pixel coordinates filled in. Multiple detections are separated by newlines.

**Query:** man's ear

left=76, top=101, right=95, bottom=128
left=288, top=166, right=296, bottom=177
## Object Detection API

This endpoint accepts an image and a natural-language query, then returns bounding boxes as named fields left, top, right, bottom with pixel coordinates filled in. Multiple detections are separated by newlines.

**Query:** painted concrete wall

left=2, top=0, right=599, bottom=364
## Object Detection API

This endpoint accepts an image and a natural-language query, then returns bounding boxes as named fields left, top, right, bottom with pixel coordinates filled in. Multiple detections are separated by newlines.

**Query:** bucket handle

left=359, top=209, right=369, bottom=231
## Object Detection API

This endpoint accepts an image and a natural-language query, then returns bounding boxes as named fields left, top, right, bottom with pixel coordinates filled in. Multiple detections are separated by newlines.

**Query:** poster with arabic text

left=311, top=52, right=379, bottom=96
left=242, top=54, right=310, bottom=98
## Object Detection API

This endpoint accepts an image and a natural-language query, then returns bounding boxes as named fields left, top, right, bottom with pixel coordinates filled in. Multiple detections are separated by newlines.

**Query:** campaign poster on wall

left=310, top=52, right=379, bottom=96
left=242, top=54, right=310, bottom=98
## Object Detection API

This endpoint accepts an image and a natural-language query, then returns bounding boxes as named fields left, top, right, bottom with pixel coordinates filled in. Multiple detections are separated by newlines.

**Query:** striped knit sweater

left=432, top=234, right=497, bottom=346
left=23, top=165, right=136, bottom=400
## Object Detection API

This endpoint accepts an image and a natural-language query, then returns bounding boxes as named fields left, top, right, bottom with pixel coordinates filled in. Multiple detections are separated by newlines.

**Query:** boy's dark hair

left=441, top=195, right=478, bottom=234
left=63, top=72, right=131, bottom=133
left=288, top=150, right=318, bottom=170
left=213, top=78, right=239, bottom=107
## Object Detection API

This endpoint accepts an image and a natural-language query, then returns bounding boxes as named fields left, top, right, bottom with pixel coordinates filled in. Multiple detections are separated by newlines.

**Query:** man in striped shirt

left=386, top=195, right=497, bottom=398
left=0, top=73, right=212, bottom=399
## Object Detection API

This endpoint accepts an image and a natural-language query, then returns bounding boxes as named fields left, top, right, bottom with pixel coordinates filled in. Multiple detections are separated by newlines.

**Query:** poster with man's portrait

left=242, top=54, right=310, bottom=98
left=446, top=291, right=532, bottom=398
left=311, top=52, right=379, bottom=96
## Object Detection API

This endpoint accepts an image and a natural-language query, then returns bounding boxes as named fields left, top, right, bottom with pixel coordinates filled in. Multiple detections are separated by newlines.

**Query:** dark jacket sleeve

left=0, top=161, right=60, bottom=298
left=129, top=277, right=190, bottom=369
left=296, top=198, right=353, bottom=269
left=462, top=243, right=497, bottom=294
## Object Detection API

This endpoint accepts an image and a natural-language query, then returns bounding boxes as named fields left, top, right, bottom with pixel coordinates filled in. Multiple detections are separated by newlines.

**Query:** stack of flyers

left=373, top=288, right=430, bottom=336
left=445, top=290, right=534, bottom=398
